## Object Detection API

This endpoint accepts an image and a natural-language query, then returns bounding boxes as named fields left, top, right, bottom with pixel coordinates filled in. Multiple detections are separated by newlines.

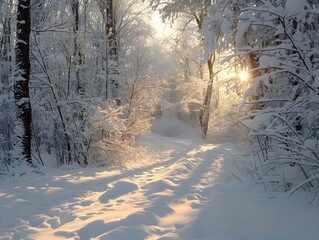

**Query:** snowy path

left=1, top=132, right=319, bottom=239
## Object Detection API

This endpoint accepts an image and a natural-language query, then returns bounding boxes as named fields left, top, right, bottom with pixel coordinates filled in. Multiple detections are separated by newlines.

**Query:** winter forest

left=0, top=0, right=319, bottom=239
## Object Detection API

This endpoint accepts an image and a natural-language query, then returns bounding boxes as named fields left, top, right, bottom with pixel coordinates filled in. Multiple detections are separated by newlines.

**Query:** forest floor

left=0, top=118, right=318, bottom=240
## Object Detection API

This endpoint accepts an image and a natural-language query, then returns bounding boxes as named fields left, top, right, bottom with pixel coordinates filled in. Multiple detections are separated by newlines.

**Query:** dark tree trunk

left=14, top=0, right=32, bottom=164
left=72, top=0, right=83, bottom=94
left=105, top=0, right=119, bottom=101
left=199, top=53, right=215, bottom=139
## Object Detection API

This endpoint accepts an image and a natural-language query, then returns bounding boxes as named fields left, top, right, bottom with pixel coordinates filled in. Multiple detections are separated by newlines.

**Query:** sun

left=238, top=71, right=250, bottom=81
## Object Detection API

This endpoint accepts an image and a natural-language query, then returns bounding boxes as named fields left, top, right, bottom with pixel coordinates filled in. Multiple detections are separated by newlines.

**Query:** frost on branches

left=72, top=100, right=153, bottom=167
left=239, top=1, right=319, bottom=194
left=203, top=0, right=319, bottom=195
left=0, top=0, right=159, bottom=171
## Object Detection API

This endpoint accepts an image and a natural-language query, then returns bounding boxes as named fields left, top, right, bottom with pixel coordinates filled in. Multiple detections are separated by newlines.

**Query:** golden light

left=238, top=71, right=250, bottom=81
left=151, top=12, right=174, bottom=38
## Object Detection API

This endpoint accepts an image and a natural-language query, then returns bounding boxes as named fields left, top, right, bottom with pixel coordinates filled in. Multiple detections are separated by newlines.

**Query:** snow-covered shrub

left=24, top=0, right=158, bottom=168
left=237, top=1, right=319, bottom=195
left=76, top=100, right=152, bottom=167
left=176, top=76, right=205, bottom=124
left=202, top=0, right=319, bottom=195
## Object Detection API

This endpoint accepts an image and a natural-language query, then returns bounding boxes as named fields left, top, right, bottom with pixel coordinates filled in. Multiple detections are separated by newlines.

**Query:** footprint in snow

left=122, top=211, right=158, bottom=226
left=146, top=201, right=175, bottom=218
left=144, top=179, right=177, bottom=194
left=99, top=180, right=140, bottom=203
left=191, top=202, right=202, bottom=209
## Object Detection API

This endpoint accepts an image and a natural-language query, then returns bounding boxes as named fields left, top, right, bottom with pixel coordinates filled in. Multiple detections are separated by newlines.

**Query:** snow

left=0, top=118, right=318, bottom=240
left=221, top=20, right=231, bottom=34
left=285, top=0, right=307, bottom=15
left=150, top=117, right=201, bottom=138
left=235, top=21, right=250, bottom=45
left=259, top=55, right=281, bottom=68
left=241, top=112, right=273, bottom=131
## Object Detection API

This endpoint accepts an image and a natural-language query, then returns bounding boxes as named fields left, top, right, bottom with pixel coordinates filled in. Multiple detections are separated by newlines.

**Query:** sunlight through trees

left=0, top=0, right=318, bottom=199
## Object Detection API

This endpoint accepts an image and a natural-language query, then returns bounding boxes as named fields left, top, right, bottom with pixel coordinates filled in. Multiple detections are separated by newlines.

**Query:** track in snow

left=1, top=132, right=318, bottom=240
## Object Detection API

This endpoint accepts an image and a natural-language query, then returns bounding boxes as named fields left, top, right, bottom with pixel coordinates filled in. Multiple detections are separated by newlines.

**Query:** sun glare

left=151, top=12, right=174, bottom=38
left=238, top=71, right=250, bottom=81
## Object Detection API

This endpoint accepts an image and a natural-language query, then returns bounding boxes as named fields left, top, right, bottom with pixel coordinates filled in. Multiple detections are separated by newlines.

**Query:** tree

left=0, top=0, right=161, bottom=169
left=150, top=0, right=229, bottom=138
left=27, top=0, right=159, bottom=167
left=203, top=0, right=319, bottom=193
left=150, top=0, right=208, bottom=133
left=241, top=0, right=319, bottom=193
left=0, top=0, right=13, bottom=86
left=0, top=0, right=15, bottom=170
left=97, top=0, right=119, bottom=100
left=72, top=0, right=83, bottom=94
left=14, top=0, right=32, bottom=164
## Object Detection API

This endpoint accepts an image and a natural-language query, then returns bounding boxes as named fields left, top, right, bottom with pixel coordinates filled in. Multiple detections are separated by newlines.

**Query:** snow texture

left=285, top=0, right=307, bottom=15
left=0, top=118, right=318, bottom=240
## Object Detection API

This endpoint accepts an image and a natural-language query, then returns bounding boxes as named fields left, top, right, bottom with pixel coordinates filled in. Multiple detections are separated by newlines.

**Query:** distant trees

left=150, top=0, right=215, bottom=137
left=0, top=1, right=15, bottom=170
left=0, top=0, right=12, bottom=85
left=149, top=0, right=245, bottom=138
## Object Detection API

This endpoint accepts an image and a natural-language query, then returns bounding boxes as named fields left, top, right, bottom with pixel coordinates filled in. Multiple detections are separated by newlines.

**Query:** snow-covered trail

left=1, top=128, right=319, bottom=239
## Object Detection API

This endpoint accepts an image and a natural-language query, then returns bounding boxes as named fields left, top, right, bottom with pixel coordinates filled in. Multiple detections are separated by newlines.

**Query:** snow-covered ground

left=0, top=118, right=318, bottom=240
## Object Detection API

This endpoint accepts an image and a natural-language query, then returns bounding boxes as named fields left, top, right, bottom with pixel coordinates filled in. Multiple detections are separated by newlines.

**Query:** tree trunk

left=72, top=0, right=83, bottom=95
left=14, top=0, right=32, bottom=164
left=105, top=0, right=119, bottom=102
left=199, top=53, right=215, bottom=139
